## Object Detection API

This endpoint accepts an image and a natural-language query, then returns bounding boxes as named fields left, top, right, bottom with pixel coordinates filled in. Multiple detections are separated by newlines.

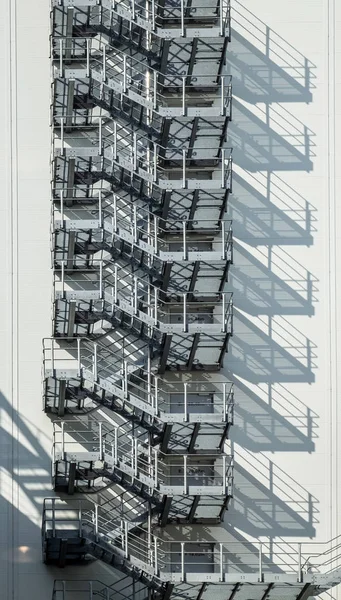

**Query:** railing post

left=222, top=454, right=226, bottom=494
left=61, top=260, right=65, bottom=298
left=153, top=215, right=158, bottom=253
left=77, top=337, right=81, bottom=377
left=183, top=293, right=187, bottom=333
left=223, top=382, right=227, bottom=419
left=51, top=338, right=55, bottom=375
left=132, top=0, right=135, bottom=20
left=134, top=276, right=138, bottom=315
left=154, top=448, right=158, bottom=487
left=297, top=543, right=302, bottom=582
left=180, top=0, right=185, bottom=36
left=220, top=543, right=224, bottom=581
left=133, top=205, right=137, bottom=242
left=123, top=54, right=127, bottom=92
left=86, top=38, right=90, bottom=77
left=94, top=504, right=99, bottom=541
left=152, top=0, right=156, bottom=30
left=183, top=382, right=188, bottom=422
left=183, top=454, right=187, bottom=494
left=93, top=343, right=98, bottom=381
left=61, top=420, right=65, bottom=457
left=181, top=542, right=185, bottom=581
left=114, top=427, right=118, bottom=465
left=154, top=286, right=158, bottom=325
left=221, top=148, right=225, bottom=188
left=113, top=121, right=117, bottom=159
left=52, top=498, right=56, bottom=537
left=60, top=117, right=64, bottom=155
left=258, top=543, right=263, bottom=582
left=98, top=117, right=102, bottom=155
left=219, top=0, right=224, bottom=36
left=133, top=132, right=137, bottom=171
left=182, top=149, right=186, bottom=188
left=153, top=70, right=157, bottom=108
left=154, top=536, right=158, bottom=574
left=99, top=261, right=103, bottom=299
left=153, top=143, right=157, bottom=182
left=60, top=189, right=64, bottom=226
left=154, top=377, right=159, bottom=414
left=134, top=437, right=138, bottom=476
left=113, top=194, right=117, bottom=231
left=59, top=38, right=63, bottom=75
left=99, top=422, right=103, bottom=461
left=98, top=190, right=102, bottom=228
left=182, top=221, right=187, bottom=260
left=221, top=220, right=226, bottom=259
left=78, top=500, right=82, bottom=537
left=102, top=43, right=106, bottom=81
left=222, top=292, right=226, bottom=333
left=114, top=265, right=118, bottom=304
left=124, top=520, right=129, bottom=558
left=182, top=77, right=186, bottom=116
left=124, top=360, right=128, bottom=398
left=220, top=76, right=225, bottom=116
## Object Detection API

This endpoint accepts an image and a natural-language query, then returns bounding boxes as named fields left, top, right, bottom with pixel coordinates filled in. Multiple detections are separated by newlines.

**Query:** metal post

left=154, top=448, right=158, bottom=487
left=93, top=343, right=98, bottom=381
left=220, top=543, right=223, bottom=581
left=60, top=190, right=64, bottom=226
left=134, top=277, right=138, bottom=314
left=183, top=454, right=187, bottom=494
left=51, top=338, right=55, bottom=374
left=133, top=132, right=137, bottom=171
left=113, top=194, right=117, bottom=231
left=61, top=260, right=65, bottom=297
left=134, top=437, right=138, bottom=476
left=61, top=421, right=65, bottom=457
left=183, top=293, right=187, bottom=332
left=182, top=77, right=186, bottom=116
left=124, top=520, right=129, bottom=557
left=133, top=205, right=137, bottom=242
left=123, top=54, right=127, bottom=92
left=258, top=543, right=263, bottom=582
left=98, top=190, right=102, bottom=227
left=114, top=265, right=118, bottom=304
left=153, top=143, right=157, bottom=182
left=180, top=0, right=185, bottom=36
left=219, top=0, right=224, bottom=36
left=102, top=43, right=106, bottom=81
left=78, top=500, right=82, bottom=537
left=183, top=382, right=188, bottom=421
left=222, top=292, right=226, bottom=333
left=60, top=117, right=64, bottom=155
left=52, top=498, right=56, bottom=537
left=155, top=377, right=159, bottom=414
left=297, top=543, right=302, bottom=582
left=154, top=536, right=158, bottom=574
left=98, top=118, right=102, bottom=155
left=114, top=427, right=118, bottom=465
left=113, top=122, right=117, bottom=159
left=222, top=454, right=226, bottom=494
left=221, top=220, right=226, bottom=259
left=182, top=149, right=186, bottom=188
left=124, top=360, right=128, bottom=398
left=154, top=286, right=158, bottom=325
left=221, top=149, right=225, bottom=188
left=153, top=70, right=157, bottom=108
left=94, top=504, right=99, bottom=541
left=77, top=337, right=81, bottom=376
left=99, top=261, right=103, bottom=299
left=181, top=542, right=185, bottom=581
left=99, top=422, right=103, bottom=461
left=153, top=215, right=158, bottom=253
left=183, top=220, right=187, bottom=260
left=59, top=38, right=63, bottom=75
left=152, top=0, right=156, bottom=30
left=223, top=382, right=227, bottom=418
left=86, top=38, right=90, bottom=77
left=220, top=76, right=225, bottom=115
left=132, top=0, right=135, bottom=20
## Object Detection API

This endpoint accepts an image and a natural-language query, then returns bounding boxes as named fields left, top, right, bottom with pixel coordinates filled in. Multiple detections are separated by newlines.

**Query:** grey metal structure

left=42, top=1, right=341, bottom=599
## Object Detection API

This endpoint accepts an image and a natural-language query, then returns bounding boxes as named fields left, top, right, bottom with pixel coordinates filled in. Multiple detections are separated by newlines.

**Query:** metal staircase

left=42, top=1, right=341, bottom=599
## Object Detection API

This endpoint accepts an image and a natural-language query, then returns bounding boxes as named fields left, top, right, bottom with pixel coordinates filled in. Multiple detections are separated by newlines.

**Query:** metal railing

left=53, top=38, right=232, bottom=117
left=42, top=498, right=320, bottom=584
left=52, top=419, right=234, bottom=494
left=53, top=118, right=233, bottom=190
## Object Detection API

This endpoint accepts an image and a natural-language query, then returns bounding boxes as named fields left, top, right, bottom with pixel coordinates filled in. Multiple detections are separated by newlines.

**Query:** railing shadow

left=230, top=240, right=317, bottom=316
left=229, top=98, right=314, bottom=172
left=228, top=1, right=315, bottom=103
left=230, top=171, right=316, bottom=246
left=228, top=309, right=316, bottom=384
left=228, top=445, right=318, bottom=538
left=228, top=378, right=317, bottom=453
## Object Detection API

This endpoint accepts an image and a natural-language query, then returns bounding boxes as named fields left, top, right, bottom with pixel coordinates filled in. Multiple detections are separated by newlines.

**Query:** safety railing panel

left=51, top=0, right=231, bottom=39
left=52, top=119, right=233, bottom=191
left=52, top=419, right=233, bottom=494
left=52, top=38, right=232, bottom=118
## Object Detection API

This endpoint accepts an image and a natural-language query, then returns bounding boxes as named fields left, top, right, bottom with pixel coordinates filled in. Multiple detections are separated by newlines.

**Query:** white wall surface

left=0, top=0, right=340, bottom=598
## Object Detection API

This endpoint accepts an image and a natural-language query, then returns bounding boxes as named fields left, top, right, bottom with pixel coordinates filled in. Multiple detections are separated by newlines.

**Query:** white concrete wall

left=0, top=0, right=340, bottom=597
